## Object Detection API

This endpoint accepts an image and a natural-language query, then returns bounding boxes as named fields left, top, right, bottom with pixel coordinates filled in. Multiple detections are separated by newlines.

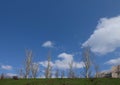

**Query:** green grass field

left=0, top=78, right=120, bottom=85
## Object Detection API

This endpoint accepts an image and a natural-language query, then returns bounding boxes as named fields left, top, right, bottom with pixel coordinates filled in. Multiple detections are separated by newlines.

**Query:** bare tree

left=45, top=51, right=52, bottom=78
left=61, top=70, right=65, bottom=78
left=55, top=69, right=59, bottom=78
left=18, top=68, right=25, bottom=78
left=24, top=49, right=33, bottom=78
left=68, top=61, right=75, bottom=78
left=82, top=46, right=92, bottom=78
left=31, top=63, right=39, bottom=78
left=94, top=62, right=99, bottom=78
left=90, top=51, right=100, bottom=78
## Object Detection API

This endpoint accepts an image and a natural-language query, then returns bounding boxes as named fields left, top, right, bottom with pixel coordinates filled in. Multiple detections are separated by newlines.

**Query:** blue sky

left=1, top=0, right=120, bottom=77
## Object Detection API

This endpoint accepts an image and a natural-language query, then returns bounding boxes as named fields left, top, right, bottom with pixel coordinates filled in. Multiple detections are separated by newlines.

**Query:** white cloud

left=1, top=65, right=12, bottom=70
left=54, top=53, right=73, bottom=69
left=82, top=16, right=120, bottom=55
left=39, top=53, right=84, bottom=69
left=42, top=41, right=54, bottom=48
left=39, top=75, right=45, bottom=78
left=6, top=73, right=17, bottom=78
left=106, top=58, right=120, bottom=65
left=39, top=61, right=54, bottom=67
left=54, top=53, right=84, bottom=69
left=58, top=53, right=73, bottom=63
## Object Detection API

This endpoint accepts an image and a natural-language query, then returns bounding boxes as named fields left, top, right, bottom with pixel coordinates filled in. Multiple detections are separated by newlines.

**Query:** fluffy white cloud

left=82, top=16, right=120, bottom=55
left=1, top=65, right=12, bottom=70
left=106, top=58, right=120, bottom=65
left=54, top=53, right=73, bottom=69
left=54, top=53, right=84, bottom=69
left=6, top=73, right=17, bottom=78
left=57, top=53, right=73, bottom=64
left=39, top=75, right=45, bottom=78
left=42, top=41, right=54, bottom=48
left=39, top=61, right=54, bottom=67
left=39, top=53, right=84, bottom=69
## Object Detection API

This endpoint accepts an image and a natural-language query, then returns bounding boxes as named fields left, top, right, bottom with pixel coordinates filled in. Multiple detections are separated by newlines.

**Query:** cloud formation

left=82, top=16, right=120, bottom=55
left=39, top=61, right=54, bottom=68
left=42, top=41, right=54, bottom=48
left=39, top=53, right=84, bottom=69
left=106, top=58, right=120, bottom=65
left=6, top=73, right=17, bottom=78
left=1, top=65, right=12, bottom=70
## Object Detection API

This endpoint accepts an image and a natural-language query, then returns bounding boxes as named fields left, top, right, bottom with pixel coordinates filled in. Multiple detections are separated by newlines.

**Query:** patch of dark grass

left=0, top=78, right=120, bottom=85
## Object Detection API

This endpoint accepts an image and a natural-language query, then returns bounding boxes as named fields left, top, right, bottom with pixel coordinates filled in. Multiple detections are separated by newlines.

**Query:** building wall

left=111, top=65, right=120, bottom=78
left=112, top=73, right=118, bottom=78
left=96, top=65, right=120, bottom=78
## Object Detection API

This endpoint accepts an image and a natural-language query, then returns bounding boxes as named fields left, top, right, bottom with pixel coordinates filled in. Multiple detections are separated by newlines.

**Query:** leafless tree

left=18, top=68, right=25, bottom=78
left=90, top=51, right=100, bottom=78
left=24, top=49, right=33, bottom=78
left=81, top=46, right=92, bottom=78
left=68, top=61, right=75, bottom=78
left=55, top=69, right=59, bottom=78
left=93, top=62, right=99, bottom=78
left=45, top=51, right=52, bottom=78
left=61, top=70, right=65, bottom=78
left=31, top=63, right=39, bottom=78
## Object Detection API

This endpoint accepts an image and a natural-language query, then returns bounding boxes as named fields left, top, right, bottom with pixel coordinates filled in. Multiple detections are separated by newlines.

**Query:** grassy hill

left=0, top=78, right=120, bottom=85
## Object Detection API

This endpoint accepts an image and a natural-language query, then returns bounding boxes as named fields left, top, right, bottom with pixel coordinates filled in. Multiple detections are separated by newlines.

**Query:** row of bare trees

left=18, top=46, right=99, bottom=79
left=81, top=46, right=99, bottom=78
left=18, top=50, right=39, bottom=78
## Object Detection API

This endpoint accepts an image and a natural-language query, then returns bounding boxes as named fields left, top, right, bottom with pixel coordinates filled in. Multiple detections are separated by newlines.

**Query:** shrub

left=0, top=73, right=4, bottom=80
left=13, top=76, right=19, bottom=80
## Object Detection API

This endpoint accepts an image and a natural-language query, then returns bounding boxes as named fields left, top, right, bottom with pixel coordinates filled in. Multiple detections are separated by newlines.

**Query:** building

left=97, top=71, right=112, bottom=78
left=111, top=65, right=120, bottom=78
left=97, top=65, right=120, bottom=78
